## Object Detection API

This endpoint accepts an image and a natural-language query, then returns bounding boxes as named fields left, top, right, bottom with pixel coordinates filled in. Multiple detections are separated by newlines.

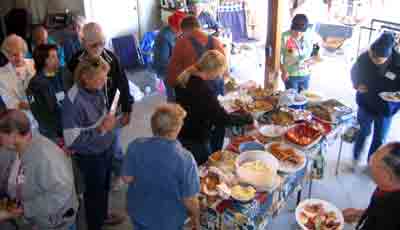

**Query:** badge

left=385, top=72, right=396, bottom=80
left=55, top=92, right=65, bottom=102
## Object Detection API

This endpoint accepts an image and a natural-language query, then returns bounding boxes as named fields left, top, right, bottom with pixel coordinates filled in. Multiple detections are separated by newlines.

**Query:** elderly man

left=122, top=103, right=200, bottom=230
left=0, top=34, right=38, bottom=130
left=188, top=0, right=221, bottom=33
left=167, top=16, right=227, bottom=153
left=153, top=10, right=186, bottom=101
left=0, top=109, right=78, bottom=229
left=351, top=32, right=400, bottom=168
left=27, top=25, right=65, bottom=67
left=343, top=142, right=400, bottom=229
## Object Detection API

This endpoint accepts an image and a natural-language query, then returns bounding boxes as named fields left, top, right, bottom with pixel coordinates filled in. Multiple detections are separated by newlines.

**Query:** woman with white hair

left=0, top=34, right=38, bottom=130
left=122, top=103, right=201, bottom=230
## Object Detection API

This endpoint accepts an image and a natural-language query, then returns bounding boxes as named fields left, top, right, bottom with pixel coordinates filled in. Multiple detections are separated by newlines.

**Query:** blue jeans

left=353, top=106, right=393, bottom=161
left=285, top=76, right=310, bottom=93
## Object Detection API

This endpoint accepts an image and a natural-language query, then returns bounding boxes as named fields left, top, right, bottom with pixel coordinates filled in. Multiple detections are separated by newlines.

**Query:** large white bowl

left=235, top=150, right=280, bottom=191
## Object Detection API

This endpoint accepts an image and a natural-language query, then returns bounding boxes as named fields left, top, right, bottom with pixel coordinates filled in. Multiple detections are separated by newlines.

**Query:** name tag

left=56, top=92, right=65, bottom=102
left=385, top=72, right=396, bottom=80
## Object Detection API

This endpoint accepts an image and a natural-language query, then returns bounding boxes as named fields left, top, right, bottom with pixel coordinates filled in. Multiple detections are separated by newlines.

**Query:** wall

left=0, top=0, right=14, bottom=16
left=138, top=0, right=161, bottom=36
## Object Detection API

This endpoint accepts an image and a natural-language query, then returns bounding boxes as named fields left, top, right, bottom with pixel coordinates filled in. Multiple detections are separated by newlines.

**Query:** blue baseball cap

left=371, top=32, right=396, bottom=58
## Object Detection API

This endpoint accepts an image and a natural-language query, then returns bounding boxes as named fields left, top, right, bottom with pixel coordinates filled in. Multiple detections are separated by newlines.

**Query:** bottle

left=311, top=43, right=320, bottom=57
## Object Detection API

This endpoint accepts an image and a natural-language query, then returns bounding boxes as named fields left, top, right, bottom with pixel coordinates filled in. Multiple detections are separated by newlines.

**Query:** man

left=188, top=0, right=221, bottom=33
left=343, top=142, right=400, bottom=230
left=122, top=103, right=200, bottom=230
left=62, top=14, right=86, bottom=63
left=153, top=10, right=186, bottom=101
left=0, top=109, right=78, bottom=229
left=68, top=22, right=133, bottom=127
left=167, top=16, right=226, bottom=152
left=351, top=32, right=400, bottom=168
left=0, top=34, right=38, bottom=130
left=280, top=14, right=319, bottom=92
left=27, top=25, right=65, bottom=67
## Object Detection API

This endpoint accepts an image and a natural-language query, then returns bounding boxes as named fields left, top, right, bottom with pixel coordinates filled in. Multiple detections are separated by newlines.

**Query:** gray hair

left=151, top=104, right=187, bottom=137
left=1, top=34, right=28, bottom=58
left=382, top=142, right=400, bottom=180
left=70, top=14, right=86, bottom=26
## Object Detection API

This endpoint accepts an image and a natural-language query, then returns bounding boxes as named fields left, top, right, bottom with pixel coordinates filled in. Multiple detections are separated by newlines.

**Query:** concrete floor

left=105, top=50, right=400, bottom=230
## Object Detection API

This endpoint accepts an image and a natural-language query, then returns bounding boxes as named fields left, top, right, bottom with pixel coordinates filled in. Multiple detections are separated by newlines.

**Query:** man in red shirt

left=167, top=16, right=225, bottom=88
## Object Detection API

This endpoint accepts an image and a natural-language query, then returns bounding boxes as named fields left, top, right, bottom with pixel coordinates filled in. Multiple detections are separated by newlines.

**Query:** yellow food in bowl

left=231, top=185, right=256, bottom=201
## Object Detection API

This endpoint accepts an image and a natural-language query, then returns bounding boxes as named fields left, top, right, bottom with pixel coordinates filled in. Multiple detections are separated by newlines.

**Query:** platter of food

left=285, top=124, right=322, bottom=149
left=248, top=87, right=274, bottom=99
left=201, top=171, right=221, bottom=196
left=301, top=90, right=324, bottom=103
left=258, top=124, right=289, bottom=138
left=0, top=198, right=18, bottom=212
left=260, top=109, right=295, bottom=126
left=209, top=150, right=238, bottom=172
left=307, top=105, right=334, bottom=123
left=236, top=150, right=281, bottom=192
left=296, top=199, right=344, bottom=230
left=230, top=185, right=257, bottom=202
left=265, top=142, right=306, bottom=173
left=227, top=135, right=257, bottom=153
left=380, top=92, right=400, bottom=103
left=245, top=100, right=274, bottom=115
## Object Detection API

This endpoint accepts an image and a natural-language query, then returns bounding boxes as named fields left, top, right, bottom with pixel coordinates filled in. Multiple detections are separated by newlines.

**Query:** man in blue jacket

left=351, top=32, right=400, bottom=168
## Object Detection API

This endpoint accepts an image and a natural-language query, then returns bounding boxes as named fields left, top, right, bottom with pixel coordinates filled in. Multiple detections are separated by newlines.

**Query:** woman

left=122, top=103, right=200, bottom=230
left=62, top=57, right=118, bottom=230
left=27, top=44, right=66, bottom=142
left=175, top=50, right=253, bottom=165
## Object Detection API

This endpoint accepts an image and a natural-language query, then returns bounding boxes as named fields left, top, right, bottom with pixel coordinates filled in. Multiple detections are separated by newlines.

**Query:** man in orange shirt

left=167, top=16, right=225, bottom=90
left=167, top=15, right=227, bottom=153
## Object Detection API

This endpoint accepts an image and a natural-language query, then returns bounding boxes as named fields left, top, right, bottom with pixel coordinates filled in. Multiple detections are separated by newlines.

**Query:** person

left=153, top=10, right=186, bottom=101
left=351, top=32, right=400, bottom=167
left=0, top=34, right=38, bottom=130
left=27, top=44, right=67, bottom=142
left=167, top=16, right=227, bottom=153
left=27, top=25, right=66, bottom=67
left=122, top=103, right=201, bottom=230
left=175, top=50, right=253, bottom=165
left=62, top=15, right=86, bottom=63
left=342, top=142, right=400, bottom=230
left=62, top=56, right=125, bottom=230
left=67, top=22, right=133, bottom=197
left=280, top=14, right=319, bottom=92
left=187, top=0, right=221, bottom=33
left=0, top=109, right=78, bottom=230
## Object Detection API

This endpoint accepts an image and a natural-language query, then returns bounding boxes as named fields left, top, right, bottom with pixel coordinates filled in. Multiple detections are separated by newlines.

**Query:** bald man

left=27, top=25, right=65, bottom=66
left=0, top=35, right=38, bottom=130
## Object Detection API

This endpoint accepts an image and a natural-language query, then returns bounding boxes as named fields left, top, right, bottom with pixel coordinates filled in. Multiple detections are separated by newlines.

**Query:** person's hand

left=281, top=70, right=289, bottom=82
left=356, top=84, right=368, bottom=93
left=0, top=207, right=23, bottom=222
left=343, top=208, right=363, bottom=223
left=119, top=112, right=131, bottom=127
left=98, top=114, right=116, bottom=133
left=18, top=101, right=30, bottom=110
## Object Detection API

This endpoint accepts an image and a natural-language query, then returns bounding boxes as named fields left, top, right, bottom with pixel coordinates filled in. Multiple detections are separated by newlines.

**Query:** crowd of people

left=0, top=3, right=399, bottom=230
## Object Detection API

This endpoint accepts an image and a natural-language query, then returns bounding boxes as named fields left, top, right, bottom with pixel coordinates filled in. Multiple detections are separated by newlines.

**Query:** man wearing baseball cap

left=153, top=10, right=186, bottom=101
left=351, top=31, right=400, bottom=169
left=280, top=14, right=319, bottom=92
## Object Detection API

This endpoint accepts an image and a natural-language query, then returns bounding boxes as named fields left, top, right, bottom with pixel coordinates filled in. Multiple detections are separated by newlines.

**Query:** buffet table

left=196, top=87, right=354, bottom=229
